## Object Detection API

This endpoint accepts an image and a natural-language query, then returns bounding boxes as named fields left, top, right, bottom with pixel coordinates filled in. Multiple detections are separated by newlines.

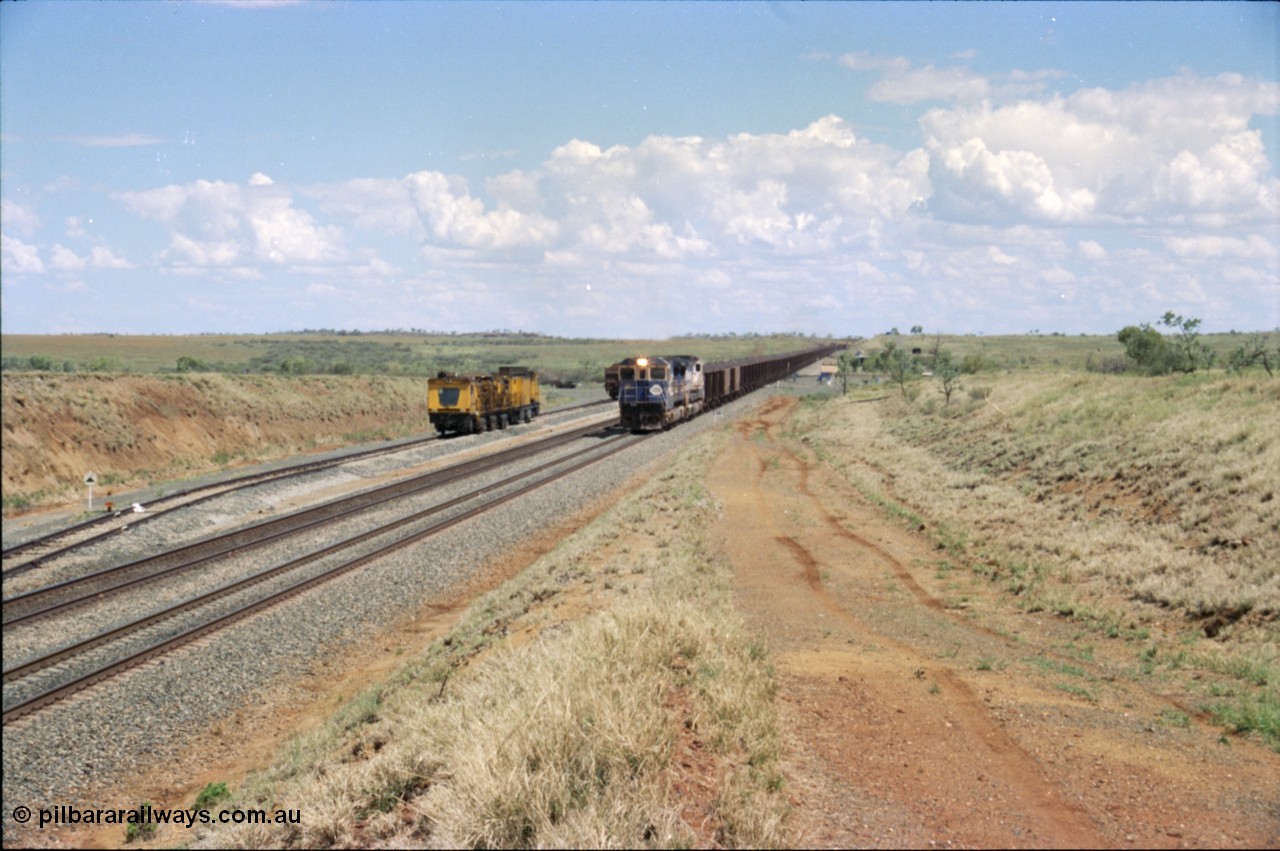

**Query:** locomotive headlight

left=636, top=358, right=648, bottom=368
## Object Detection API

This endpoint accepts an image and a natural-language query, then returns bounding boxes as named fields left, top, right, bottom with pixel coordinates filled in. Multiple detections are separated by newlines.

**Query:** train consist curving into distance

left=617, top=344, right=843, bottom=431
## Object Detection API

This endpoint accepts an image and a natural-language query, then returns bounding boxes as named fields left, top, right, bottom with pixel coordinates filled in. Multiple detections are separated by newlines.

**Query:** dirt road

left=706, top=396, right=1279, bottom=848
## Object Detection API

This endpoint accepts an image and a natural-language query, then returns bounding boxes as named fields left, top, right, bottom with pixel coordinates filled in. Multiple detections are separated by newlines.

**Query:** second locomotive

left=428, top=366, right=541, bottom=435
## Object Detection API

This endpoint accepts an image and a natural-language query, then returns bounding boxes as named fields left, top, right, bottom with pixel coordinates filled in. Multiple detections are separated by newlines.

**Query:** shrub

left=1226, top=335, right=1277, bottom=377
left=966, top=385, right=991, bottom=401
left=1159, top=312, right=1215, bottom=373
left=86, top=356, right=122, bottom=372
left=124, top=802, right=156, bottom=843
left=934, top=349, right=962, bottom=405
left=193, top=782, right=232, bottom=811
left=1117, top=324, right=1174, bottom=374
left=1086, top=353, right=1130, bottom=375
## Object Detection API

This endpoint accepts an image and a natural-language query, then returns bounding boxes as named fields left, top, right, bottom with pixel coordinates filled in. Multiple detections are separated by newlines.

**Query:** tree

left=927, top=334, right=943, bottom=369
left=835, top=350, right=859, bottom=395
left=1117, top=324, right=1171, bottom=374
left=910, top=325, right=924, bottom=335
left=1117, top=312, right=1214, bottom=375
left=1226, top=334, right=1277, bottom=377
left=872, top=341, right=917, bottom=396
left=934, top=350, right=962, bottom=405
left=1158, top=312, right=1214, bottom=373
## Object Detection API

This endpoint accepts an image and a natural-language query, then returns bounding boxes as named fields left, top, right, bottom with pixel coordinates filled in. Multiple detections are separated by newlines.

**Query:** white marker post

left=84, top=472, right=97, bottom=512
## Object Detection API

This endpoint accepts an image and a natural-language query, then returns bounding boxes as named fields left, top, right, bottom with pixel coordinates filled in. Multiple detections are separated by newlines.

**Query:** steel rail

left=3, top=430, right=644, bottom=725
left=1, top=434, right=441, bottom=571
left=1, top=398, right=615, bottom=573
left=3, top=418, right=618, bottom=625
left=3, top=430, right=633, bottom=686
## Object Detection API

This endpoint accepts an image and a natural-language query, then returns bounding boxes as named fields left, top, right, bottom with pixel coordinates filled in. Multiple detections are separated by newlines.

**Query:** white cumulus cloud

left=1165, top=233, right=1276, bottom=259
left=50, top=244, right=86, bottom=271
left=1, top=234, right=44, bottom=273
left=119, top=176, right=345, bottom=267
left=2, top=200, right=41, bottom=238
left=922, top=72, right=1280, bottom=226
left=1078, top=240, right=1108, bottom=260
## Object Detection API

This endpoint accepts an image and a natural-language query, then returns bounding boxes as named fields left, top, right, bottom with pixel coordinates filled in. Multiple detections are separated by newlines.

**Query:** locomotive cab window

left=649, top=366, right=666, bottom=380
left=437, top=387, right=461, bottom=406
left=620, top=367, right=636, bottom=380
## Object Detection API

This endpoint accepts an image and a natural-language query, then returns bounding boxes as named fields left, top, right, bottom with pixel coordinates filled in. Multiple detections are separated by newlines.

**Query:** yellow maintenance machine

left=427, top=366, right=541, bottom=435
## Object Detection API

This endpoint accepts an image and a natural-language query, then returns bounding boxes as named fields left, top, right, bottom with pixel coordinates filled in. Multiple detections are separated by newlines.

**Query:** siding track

left=3, top=409, right=631, bottom=725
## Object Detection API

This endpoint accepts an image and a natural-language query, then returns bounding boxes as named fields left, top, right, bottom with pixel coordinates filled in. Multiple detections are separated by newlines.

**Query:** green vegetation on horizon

left=6, top=326, right=1278, bottom=382
left=1, top=330, right=842, bottom=383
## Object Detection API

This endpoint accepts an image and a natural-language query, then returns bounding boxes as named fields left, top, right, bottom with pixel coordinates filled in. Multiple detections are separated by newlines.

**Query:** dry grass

left=793, top=372, right=1279, bottom=617
left=2, top=373, right=432, bottom=513
left=787, top=369, right=1278, bottom=747
left=193, top=432, right=788, bottom=849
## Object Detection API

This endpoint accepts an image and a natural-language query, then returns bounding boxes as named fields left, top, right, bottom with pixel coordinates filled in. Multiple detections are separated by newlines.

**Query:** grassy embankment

left=192, top=432, right=788, bottom=849
left=1, top=373, right=434, bottom=515
left=788, top=369, right=1277, bottom=748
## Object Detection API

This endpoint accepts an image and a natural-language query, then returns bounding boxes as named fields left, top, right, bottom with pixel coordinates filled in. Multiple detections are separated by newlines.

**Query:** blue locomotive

left=617, top=355, right=705, bottom=431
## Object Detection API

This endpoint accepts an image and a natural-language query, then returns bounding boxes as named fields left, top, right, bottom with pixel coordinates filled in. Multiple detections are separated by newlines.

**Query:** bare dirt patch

left=706, top=396, right=1279, bottom=848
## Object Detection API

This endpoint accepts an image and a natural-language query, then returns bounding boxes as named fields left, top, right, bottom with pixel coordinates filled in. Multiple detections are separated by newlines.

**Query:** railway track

left=2, top=418, right=612, bottom=626
left=3, top=415, right=639, bottom=725
left=0, top=399, right=614, bottom=578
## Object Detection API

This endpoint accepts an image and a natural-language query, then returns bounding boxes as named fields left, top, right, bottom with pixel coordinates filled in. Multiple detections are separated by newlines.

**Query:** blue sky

left=2, top=1, right=1277, bottom=338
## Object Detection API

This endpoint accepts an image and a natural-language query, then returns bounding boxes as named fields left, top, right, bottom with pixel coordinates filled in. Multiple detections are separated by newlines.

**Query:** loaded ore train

left=427, top=344, right=840, bottom=437
left=427, top=366, right=541, bottom=435
left=617, top=344, right=843, bottom=432
left=604, top=360, right=627, bottom=399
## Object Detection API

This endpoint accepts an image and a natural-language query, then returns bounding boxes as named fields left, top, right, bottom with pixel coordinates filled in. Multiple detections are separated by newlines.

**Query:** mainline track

left=2, top=418, right=612, bottom=626
left=3, top=422, right=641, bottom=725
left=1, top=399, right=614, bottom=577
